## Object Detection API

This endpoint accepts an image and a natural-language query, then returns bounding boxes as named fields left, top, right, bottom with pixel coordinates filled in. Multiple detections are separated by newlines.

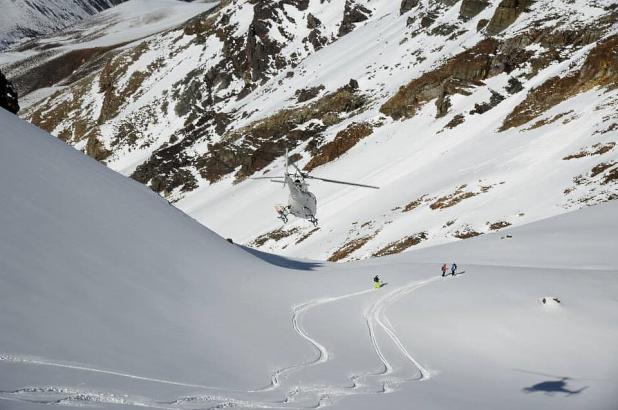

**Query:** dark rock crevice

left=0, top=71, right=19, bottom=114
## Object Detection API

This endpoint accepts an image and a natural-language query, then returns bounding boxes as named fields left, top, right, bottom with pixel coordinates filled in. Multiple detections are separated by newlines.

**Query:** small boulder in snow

left=541, top=297, right=561, bottom=306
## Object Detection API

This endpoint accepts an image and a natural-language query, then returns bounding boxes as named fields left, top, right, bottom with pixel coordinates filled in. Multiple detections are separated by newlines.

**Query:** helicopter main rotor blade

left=305, top=175, right=379, bottom=189
left=251, top=176, right=285, bottom=180
left=291, top=162, right=303, bottom=175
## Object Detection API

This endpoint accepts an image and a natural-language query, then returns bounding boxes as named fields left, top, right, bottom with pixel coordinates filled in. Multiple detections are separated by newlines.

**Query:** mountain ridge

left=6, top=0, right=618, bottom=261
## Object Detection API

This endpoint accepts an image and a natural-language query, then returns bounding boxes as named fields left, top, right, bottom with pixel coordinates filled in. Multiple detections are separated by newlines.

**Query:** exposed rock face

left=459, top=0, right=490, bottom=20
left=485, top=0, right=534, bottom=35
left=476, top=18, right=489, bottom=31
left=176, top=82, right=367, bottom=187
left=439, top=0, right=461, bottom=6
left=98, top=46, right=149, bottom=124
left=0, top=71, right=19, bottom=114
left=131, top=80, right=366, bottom=194
left=307, top=13, right=321, bottom=29
left=373, top=232, right=428, bottom=257
left=196, top=0, right=310, bottom=103
left=381, top=19, right=612, bottom=121
left=501, top=34, right=618, bottom=130
left=338, top=0, right=372, bottom=37
left=295, top=85, right=325, bottom=103
left=85, top=134, right=112, bottom=161
left=131, top=133, right=201, bottom=196
left=400, top=0, right=419, bottom=15
left=505, top=76, right=523, bottom=94
left=12, top=44, right=121, bottom=97
left=380, top=39, right=499, bottom=120
left=328, top=234, right=375, bottom=262
left=304, top=122, right=373, bottom=171
left=470, top=90, right=505, bottom=114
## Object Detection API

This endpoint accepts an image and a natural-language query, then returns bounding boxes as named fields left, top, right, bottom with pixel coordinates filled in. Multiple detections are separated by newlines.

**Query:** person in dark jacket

left=451, top=263, right=458, bottom=276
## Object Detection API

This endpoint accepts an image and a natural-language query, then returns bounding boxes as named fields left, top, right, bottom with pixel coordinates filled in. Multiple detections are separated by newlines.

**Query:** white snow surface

left=34, top=0, right=217, bottom=50
left=0, top=108, right=617, bottom=409
left=0, top=0, right=216, bottom=69
left=0, top=0, right=122, bottom=50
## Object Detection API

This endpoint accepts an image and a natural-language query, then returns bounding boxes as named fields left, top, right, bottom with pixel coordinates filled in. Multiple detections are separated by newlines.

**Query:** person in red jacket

left=441, top=263, right=448, bottom=277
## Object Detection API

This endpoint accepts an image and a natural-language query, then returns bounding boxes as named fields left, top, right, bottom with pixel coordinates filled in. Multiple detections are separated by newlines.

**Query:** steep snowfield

left=0, top=0, right=217, bottom=112
left=0, top=0, right=125, bottom=51
left=0, top=108, right=319, bottom=390
left=20, top=0, right=217, bottom=51
left=0, top=108, right=616, bottom=409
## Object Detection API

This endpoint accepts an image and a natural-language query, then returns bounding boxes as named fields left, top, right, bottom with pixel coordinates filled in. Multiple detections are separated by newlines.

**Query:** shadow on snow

left=523, top=378, right=588, bottom=396
left=240, top=245, right=323, bottom=271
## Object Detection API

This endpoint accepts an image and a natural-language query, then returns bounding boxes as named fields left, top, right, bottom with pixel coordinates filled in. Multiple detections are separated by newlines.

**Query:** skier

left=451, top=262, right=457, bottom=276
left=441, top=263, right=448, bottom=277
left=373, top=275, right=381, bottom=289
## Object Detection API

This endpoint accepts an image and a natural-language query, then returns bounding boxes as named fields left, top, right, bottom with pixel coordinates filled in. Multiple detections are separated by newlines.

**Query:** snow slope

left=0, top=108, right=616, bottom=409
left=17, top=0, right=217, bottom=51
left=12, top=0, right=617, bottom=261
left=0, top=0, right=217, bottom=107
left=0, top=0, right=125, bottom=51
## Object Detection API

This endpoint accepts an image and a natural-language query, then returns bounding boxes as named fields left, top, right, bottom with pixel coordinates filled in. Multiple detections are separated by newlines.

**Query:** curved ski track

left=0, top=277, right=441, bottom=409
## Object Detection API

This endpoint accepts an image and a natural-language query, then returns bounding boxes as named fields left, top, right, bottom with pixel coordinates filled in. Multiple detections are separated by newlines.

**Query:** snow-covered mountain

left=0, top=0, right=217, bottom=107
left=0, top=108, right=617, bottom=410
left=5, top=0, right=618, bottom=261
left=0, top=0, right=127, bottom=51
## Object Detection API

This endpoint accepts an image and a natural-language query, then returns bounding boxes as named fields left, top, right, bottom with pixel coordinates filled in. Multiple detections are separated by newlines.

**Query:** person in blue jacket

left=451, top=263, right=458, bottom=276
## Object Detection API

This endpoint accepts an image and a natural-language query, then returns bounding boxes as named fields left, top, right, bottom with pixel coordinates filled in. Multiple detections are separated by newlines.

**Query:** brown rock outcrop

left=304, top=122, right=373, bottom=171
left=373, top=232, right=428, bottom=257
left=400, top=0, right=419, bottom=15
left=197, top=82, right=367, bottom=183
left=485, top=0, right=534, bottom=35
left=380, top=39, right=499, bottom=120
left=338, top=0, right=372, bottom=37
left=459, top=0, right=490, bottom=20
left=501, top=34, right=618, bottom=130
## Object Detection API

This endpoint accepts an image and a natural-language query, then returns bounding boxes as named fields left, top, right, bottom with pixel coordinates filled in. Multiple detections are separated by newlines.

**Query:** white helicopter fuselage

left=257, top=150, right=378, bottom=226
left=285, top=174, right=317, bottom=220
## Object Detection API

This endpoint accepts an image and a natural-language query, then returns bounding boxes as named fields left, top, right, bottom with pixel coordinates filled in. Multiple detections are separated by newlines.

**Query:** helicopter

left=252, top=151, right=379, bottom=226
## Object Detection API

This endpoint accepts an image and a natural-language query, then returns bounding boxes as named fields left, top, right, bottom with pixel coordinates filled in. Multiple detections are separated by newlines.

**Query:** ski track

left=0, top=277, right=442, bottom=409
left=256, top=287, right=377, bottom=392
left=373, top=278, right=439, bottom=380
